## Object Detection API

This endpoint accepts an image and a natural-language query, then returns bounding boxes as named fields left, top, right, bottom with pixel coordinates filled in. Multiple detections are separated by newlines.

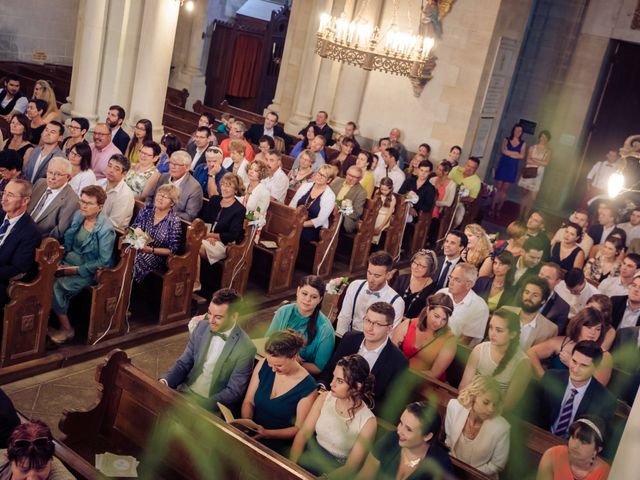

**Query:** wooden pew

left=1, top=238, right=62, bottom=367
left=0, top=117, right=9, bottom=140
left=282, top=154, right=295, bottom=174
left=251, top=202, right=306, bottom=295
left=84, top=231, right=136, bottom=344
left=402, top=210, right=432, bottom=256
left=163, top=125, right=191, bottom=147
left=59, top=349, right=316, bottom=480
left=155, top=219, right=207, bottom=325
left=166, top=87, right=190, bottom=108
left=435, top=185, right=460, bottom=248
left=381, top=193, right=410, bottom=259
left=337, top=197, right=381, bottom=275
left=165, top=101, right=202, bottom=124
left=297, top=206, right=341, bottom=279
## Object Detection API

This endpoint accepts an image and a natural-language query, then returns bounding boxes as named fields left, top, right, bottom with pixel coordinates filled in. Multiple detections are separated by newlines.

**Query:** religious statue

left=419, top=0, right=456, bottom=39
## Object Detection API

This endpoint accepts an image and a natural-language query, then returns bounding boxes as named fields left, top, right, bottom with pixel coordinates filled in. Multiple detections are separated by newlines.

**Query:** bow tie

left=211, top=331, right=228, bottom=341
left=365, top=289, right=381, bottom=298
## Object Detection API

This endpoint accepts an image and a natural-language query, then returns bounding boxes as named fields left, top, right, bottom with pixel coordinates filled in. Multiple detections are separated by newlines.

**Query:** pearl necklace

left=402, top=449, right=423, bottom=468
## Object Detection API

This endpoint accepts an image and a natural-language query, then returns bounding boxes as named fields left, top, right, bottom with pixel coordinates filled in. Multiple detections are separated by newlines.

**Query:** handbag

left=522, top=166, right=538, bottom=179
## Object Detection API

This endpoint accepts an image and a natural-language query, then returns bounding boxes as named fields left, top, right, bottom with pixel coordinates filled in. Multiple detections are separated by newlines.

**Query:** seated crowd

left=2, top=72, right=638, bottom=479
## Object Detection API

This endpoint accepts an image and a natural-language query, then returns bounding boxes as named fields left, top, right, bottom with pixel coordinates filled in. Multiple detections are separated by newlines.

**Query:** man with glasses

left=97, top=154, right=135, bottom=228
left=147, top=150, right=203, bottom=221
left=90, top=122, right=122, bottom=180
left=187, top=126, right=212, bottom=170
left=0, top=179, right=40, bottom=307
left=220, top=120, right=254, bottom=161
left=28, top=157, right=78, bottom=240
left=330, top=165, right=367, bottom=233
left=319, top=301, right=408, bottom=416
left=336, top=251, right=405, bottom=335
left=161, top=288, right=256, bottom=413
left=24, top=121, right=64, bottom=183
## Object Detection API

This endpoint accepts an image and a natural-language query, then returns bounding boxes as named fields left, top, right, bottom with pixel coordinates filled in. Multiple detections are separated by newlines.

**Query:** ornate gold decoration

left=632, top=0, right=640, bottom=30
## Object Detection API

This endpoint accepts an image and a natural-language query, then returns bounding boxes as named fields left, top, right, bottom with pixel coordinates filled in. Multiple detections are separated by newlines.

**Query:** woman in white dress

left=518, top=130, right=551, bottom=218
left=445, top=375, right=510, bottom=479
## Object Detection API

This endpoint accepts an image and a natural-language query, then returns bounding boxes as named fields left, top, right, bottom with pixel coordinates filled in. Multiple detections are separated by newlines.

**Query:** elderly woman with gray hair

left=130, top=183, right=182, bottom=283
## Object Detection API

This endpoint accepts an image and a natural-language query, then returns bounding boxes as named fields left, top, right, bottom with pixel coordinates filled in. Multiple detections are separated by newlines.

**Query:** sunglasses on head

left=13, top=437, right=52, bottom=449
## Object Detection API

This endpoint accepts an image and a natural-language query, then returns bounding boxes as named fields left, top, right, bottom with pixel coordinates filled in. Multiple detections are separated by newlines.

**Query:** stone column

left=286, top=0, right=333, bottom=135
left=128, top=0, right=181, bottom=140
left=175, top=0, right=208, bottom=110
left=62, top=0, right=88, bottom=116
left=610, top=388, right=640, bottom=478
left=330, top=0, right=383, bottom=133
left=69, top=0, right=109, bottom=123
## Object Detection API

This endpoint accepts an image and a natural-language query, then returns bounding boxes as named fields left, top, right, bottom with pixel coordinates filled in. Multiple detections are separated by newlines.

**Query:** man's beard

left=521, top=301, right=540, bottom=314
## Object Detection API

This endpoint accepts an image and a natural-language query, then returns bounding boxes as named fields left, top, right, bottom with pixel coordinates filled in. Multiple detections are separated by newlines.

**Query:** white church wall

left=0, top=0, right=79, bottom=65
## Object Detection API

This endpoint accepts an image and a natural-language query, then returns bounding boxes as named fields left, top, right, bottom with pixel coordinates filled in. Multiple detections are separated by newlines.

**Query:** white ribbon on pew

left=228, top=225, right=259, bottom=289
left=316, top=214, right=344, bottom=276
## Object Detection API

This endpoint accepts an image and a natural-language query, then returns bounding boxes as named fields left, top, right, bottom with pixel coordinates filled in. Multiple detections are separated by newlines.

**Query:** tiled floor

left=2, top=303, right=282, bottom=439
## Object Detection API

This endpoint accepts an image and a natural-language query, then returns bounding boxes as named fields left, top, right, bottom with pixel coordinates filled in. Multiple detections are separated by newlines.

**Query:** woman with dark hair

left=157, top=133, right=181, bottom=173
left=537, top=416, right=610, bottom=480
left=391, top=250, right=438, bottom=318
left=0, top=420, right=74, bottom=479
left=527, top=306, right=613, bottom=385
left=392, top=292, right=457, bottom=378
left=60, top=117, right=89, bottom=155
left=241, top=330, right=318, bottom=454
left=460, top=308, right=531, bottom=409
left=265, top=275, right=335, bottom=375
left=124, top=140, right=161, bottom=199
left=586, top=294, right=615, bottom=351
left=491, top=123, right=526, bottom=218
left=2, top=113, right=33, bottom=166
left=551, top=221, right=585, bottom=271
left=26, top=99, right=47, bottom=145
left=50, top=185, right=115, bottom=344
left=291, top=354, right=377, bottom=477
left=399, top=160, right=436, bottom=222
left=372, top=177, right=396, bottom=245
left=254, top=135, right=275, bottom=163
left=355, top=151, right=375, bottom=198
left=67, top=142, right=96, bottom=196
left=126, top=119, right=153, bottom=165
left=584, top=235, right=624, bottom=285
left=355, top=401, right=454, bottom=480
left=445, top=375, right=510, bottom=478
left=290, top=125, right=321, bottom=158
left=473, top=251, right=516, bottom=312
left=518, top=130, right=552, bottom=219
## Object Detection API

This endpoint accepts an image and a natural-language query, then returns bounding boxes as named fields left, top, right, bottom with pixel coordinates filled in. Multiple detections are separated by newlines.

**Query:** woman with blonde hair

left=445, top=375, right=510, bottom=478
left=243, top=159, right=271, bottom=216
left=289, top=164, right=337, bottom=242
left=32, top=79, right=62, bottom=123
left=495, top=220, right=527, bottom=257
left=463, top=223, right=494, bottom=274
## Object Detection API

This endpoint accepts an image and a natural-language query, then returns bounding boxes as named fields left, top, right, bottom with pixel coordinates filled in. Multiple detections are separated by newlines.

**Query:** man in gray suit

left=330, top=165, right=368, bottom=233
left=161, top=289, right=256, bottom=412
left=147, top=150, right=203, bottom=221
left=28, top=157, right=79, bottom=240
left=24, top=121, right=64, bottom=183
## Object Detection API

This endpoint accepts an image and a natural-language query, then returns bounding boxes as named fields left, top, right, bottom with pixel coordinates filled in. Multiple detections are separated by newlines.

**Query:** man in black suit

left=587, top=202, right=626, bottom=246
left=432, top=230, right=467, bottom=290
left=539, top=262, right=571, bottom=334
left=245, top=111, right=287, bottom=146
left=297, top=110, right=334, bottom=146
left=610, top=275, right=640, bottom=329
left=511, top=236, right=546, bottom=293
left=106, top=104, right=130, bottom=154
left=318, top=301, right=408, bottom=420
left=530, top=340, right=616, bottom=435
left=0, top=179, right=41, bottom=307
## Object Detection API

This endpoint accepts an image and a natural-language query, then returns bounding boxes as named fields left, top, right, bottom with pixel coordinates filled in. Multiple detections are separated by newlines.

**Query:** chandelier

left=315, top=0, right=438, bottom=97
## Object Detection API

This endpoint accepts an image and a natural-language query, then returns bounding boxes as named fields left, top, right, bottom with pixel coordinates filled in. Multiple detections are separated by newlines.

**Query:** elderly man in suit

left=330, top=165, right=367, bottom=233
left=530, top=340, right=616, bottom=435
left=0, top=179, right=41, bottom=307
left=147, top=150, right=203, bottom=222
left=516, top=277, right=557, bottom=349
left=23, top=121, right=64, bottom=183
left=318, top=301, right=408, bottom=421
left=28, top=156, right=79, bottom=240
left=161, top=289, right=256, bottom=413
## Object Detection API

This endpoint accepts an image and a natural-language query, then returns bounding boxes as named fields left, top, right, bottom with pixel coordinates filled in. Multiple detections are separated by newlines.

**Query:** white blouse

left=68, top=169, right=97, bottom=196
left=289, top=181, right=336, bottom=229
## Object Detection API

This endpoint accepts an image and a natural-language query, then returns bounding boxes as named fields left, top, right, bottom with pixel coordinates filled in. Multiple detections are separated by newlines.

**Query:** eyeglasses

left=156, top=193, right=171, bottom=200
left=412, top=261, right=429, bottom=269
left=364, top=317, right=391, bottom=328
left=47, top=171, right=68, bottom=177
left=68, top=125, right=82, bottom=131
left=68, top=150, right=80, bottom=157
left=13, top=437, right=51, bottom=449
left=93, top=132, right=110, bottom=137
left=169, top=161, right=187, bottom=167
left=1, top=191, right=26, bottom=199
left=79, top=199, right=98, bottom=206
left=139, top=150, right=154, bottom=157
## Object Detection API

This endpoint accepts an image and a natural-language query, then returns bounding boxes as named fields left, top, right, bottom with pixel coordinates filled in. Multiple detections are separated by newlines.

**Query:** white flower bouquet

left=326, top=276, right=349, bottom=295
left=246, top=207, right=266, bottom=228
left=405, top=191, right=420, bottom=205
left=337, top=198, right=354, bottom=216
left=123, top=227, right=153, bottom=250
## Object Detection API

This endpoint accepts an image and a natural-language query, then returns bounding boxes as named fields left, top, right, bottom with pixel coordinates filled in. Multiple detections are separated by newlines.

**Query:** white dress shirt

left=357, top=337, right=388, bottom=370
left=619, top=301, right=640, bottom=330
left=554, top=281, right=599, bottom=317
left=98, top=178, right=135, bottom=229
left=190, top=148, right=206, bottom=171
left=374, top=163, right=405, bottom=193
left=263, top=168, right=289, bottom=203
left=438, top=287, right=489, bottom=342
left=519, top=314, right=538, bottom=349
left=587, top=160, right=618, bottom=190
left=189, top=323, right=235, bottom=398
left=551, top=378, right=591, bottom=433
left=598, top=276, right=630, bottom=297
left=336, top=279, right=405, bottom=335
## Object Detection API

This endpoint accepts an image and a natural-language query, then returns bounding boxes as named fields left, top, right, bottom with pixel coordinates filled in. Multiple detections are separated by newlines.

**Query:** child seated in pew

left=0, top=419, right=74, bottom=479
left=537, top=416, right=610, bottom=480
left=445, top=375, right=510, bottom=479
left=215, top=113, right=234, bottom=136
left=265, top=276, right=335, bottom=376
left=290, top=354, right=377, bottom=478
left=459, top=307, right=531, bottom=411
left=355, top=401, right=454, bottom=480
left=50, top=185, right=115, bottom=345
left=241, top=330, right=318, bottom=455
left=371, top=177, right=395, bottom=245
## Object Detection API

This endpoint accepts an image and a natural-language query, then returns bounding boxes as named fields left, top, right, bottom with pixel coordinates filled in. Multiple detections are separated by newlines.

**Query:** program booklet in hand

left=217, top=402, right=261, bottom=437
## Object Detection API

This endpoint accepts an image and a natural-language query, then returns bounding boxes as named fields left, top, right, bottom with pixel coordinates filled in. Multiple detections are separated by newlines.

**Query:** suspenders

left=349, top=280, right=401, bottom=331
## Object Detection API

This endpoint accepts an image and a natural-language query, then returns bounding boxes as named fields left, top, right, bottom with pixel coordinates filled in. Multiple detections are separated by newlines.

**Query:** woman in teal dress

left=241, top=330, right=318, bottom=454
left=265, top=275, right=335, bottom=375
left=50, top=185, right=115, bottom=344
